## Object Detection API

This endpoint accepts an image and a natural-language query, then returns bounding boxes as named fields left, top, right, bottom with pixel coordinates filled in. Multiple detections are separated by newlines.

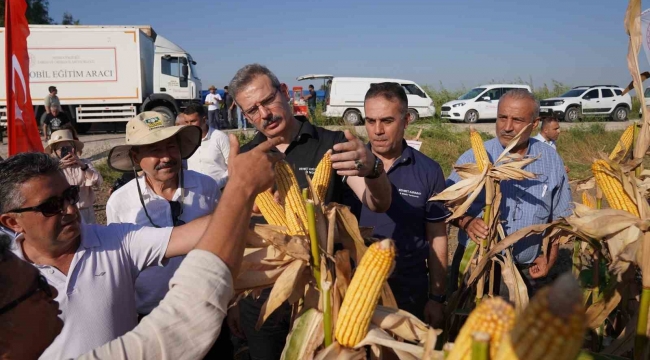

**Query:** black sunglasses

left=7, top=186, right=80, bottom=217
left=0, top=274, right=53, bottom=315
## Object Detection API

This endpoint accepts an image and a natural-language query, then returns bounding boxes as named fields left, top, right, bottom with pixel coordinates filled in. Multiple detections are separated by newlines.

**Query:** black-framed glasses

left=169, top=200, right=185, bottom=226
left=6, top=186, right=80, bottom=217
left=0, top=274, right=53, bottom=315
left=242, top=88, right=281, bottom=121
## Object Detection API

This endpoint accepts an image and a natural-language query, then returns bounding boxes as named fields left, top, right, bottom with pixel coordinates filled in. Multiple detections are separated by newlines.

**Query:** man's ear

left=532, top=117, right=540, bottom=131
left=129, top=149, right=140, bottom=165
left=0, top=214, right=23, bottom=234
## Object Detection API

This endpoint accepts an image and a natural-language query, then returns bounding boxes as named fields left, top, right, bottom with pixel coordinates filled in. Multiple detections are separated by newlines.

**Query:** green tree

left=61, top=11, right=79, bottom=25
left=0, top=1, right=80, bottom=26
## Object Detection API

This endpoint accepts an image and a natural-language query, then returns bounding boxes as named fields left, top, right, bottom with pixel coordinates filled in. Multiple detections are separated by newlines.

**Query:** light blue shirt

left=447, top=137, right=572, bottom=264
left=533, top=133, right=556, bottom=149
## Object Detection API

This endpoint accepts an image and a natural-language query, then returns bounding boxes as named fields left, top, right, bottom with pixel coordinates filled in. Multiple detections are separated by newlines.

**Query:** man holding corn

left=345, top=82, right=451, bottom=328
left=228, top=63, right=393, bottom=360
left=448, top=89, right=572, bottom=295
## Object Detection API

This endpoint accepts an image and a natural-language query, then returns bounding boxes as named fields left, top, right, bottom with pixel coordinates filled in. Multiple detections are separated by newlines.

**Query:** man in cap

left=205, top=85, right=222, bottom=129
left=0, top=148, right=216, bottom=359
left=105, top=110, right=231, bottom=356
left=229, top=63, right=393, bottom=360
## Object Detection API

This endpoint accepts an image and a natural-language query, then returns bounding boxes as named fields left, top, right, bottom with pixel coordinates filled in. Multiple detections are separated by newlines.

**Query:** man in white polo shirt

left=0, top=151, right=213, bottom=360
left=180, top=103, right=230, bottom=189
left=205, top=85, right=222, bottom=129
left=106, top=110, right=232, bottom=357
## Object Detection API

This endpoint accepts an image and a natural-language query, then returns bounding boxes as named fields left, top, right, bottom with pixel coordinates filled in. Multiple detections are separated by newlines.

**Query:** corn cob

left=581, top=191, right=595, bottom=209
left=608, top=124, right=634, bottom=160
left=494, top=273, right=585, bottom=360
left=255, top=190, right=289, bottom=232
left=312, top=152, right=332, bottom=202
left=335, top=239, right=395, bottom=348
left=275, top=161, right=309, bottom=235
left=591, top=160, right=639, bottom=217
left=446, top=297, right=515, bottom=360
left=470, top=127, right=490, bottom=172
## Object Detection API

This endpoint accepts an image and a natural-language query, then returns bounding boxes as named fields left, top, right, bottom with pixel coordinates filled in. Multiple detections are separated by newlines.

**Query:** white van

left=440, top=84, right=532, bottom=123
left=297, top=74, right=435, bottom=125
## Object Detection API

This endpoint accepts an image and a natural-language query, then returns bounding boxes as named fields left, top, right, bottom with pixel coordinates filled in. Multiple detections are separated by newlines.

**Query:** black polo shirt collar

left=367, top=140, right=414, bottom=173
left=247, top=116, right=317, bottom=150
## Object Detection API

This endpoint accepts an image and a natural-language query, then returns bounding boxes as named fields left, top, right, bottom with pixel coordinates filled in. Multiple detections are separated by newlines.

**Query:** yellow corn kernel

left=447, top=297, right=515, bottom=360
left=470, top=127, right=490, bottom=172
left=335, top=239, right=396, bottom=348
left=275, top=161, right=308, bottom=236
left=591, top=160, right=639, bottom=217
left=312, top=152, right=332, bottom=203
left=255, top=190, right=288, bottom=232
left=494, top=273, right=585, bottom=360
left=581, top=191, right=595, bottom=209
left=609, top=125, right=634, bottom=160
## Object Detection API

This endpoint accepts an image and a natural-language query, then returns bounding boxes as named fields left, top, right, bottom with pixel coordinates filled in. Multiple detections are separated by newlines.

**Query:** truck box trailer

left=0, top=25, right=202, bottom=133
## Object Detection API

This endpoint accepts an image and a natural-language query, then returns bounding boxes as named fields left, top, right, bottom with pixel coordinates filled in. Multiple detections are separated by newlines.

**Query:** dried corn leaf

left=314, top=342, right=365, bottom=360
left=235, top=265, right=289, bottom=291
left=334, top=250, right=352, bottom=298
left=355, top=327, right=426, bottom=359
left=494, top=250, right=529, bottom=312
left=371, top=305, right=433, bottom=343
left=246, top=228, right=274, bottom=248
left=494, top=124, right=534, bottom=163
left=256, top=260, right=308, bottom=329
left=333, top=204, right=368, bottom=263
left=252, top=225, right=311, bottom=261
left=601, top=312, right=637, bottom=356
left=585, top=281, right=622, bottom=329
left=380, top=283, right=398, bottom=309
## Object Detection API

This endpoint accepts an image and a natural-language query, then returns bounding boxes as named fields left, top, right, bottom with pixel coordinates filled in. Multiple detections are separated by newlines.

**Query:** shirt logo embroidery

left=398, top=189, right=422, bottom=199
left=143, top=116, right=163, bottom=130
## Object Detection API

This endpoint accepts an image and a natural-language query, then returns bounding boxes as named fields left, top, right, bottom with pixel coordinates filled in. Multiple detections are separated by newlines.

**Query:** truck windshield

left=189, top=57, right=200, bottom=79
left=459, top=88, right=486, bottom=100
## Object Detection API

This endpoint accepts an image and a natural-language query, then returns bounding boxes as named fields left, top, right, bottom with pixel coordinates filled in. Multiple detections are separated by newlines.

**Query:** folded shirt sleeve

left=76, top=249, right=233, bottom=360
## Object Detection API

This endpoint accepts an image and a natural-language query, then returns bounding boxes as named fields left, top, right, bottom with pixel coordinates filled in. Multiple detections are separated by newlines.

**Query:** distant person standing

left=224, top=86, right=237, bottom=129
left=303, top=84, right=317, bottom=119
left=42, top=105, right=71, bottom=140
left=205, top=85, right=222, bottom=129
left=534, top=116, right=569, bottom=173
left=44, top=86, right=60, bottom=115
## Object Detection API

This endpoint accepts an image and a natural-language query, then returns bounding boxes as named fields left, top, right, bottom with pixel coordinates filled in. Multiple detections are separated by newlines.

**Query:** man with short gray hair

left=42, top=104, right=71, bottom=140
left=447, top=89, right=572, bottom=296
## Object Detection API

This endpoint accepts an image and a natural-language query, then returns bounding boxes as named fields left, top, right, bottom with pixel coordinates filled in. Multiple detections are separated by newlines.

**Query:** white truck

left=0, top=25, right=202, bottom=133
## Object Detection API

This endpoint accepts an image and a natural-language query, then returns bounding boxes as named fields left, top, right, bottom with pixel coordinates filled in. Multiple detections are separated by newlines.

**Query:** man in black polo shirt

left=346, top=83, right=450, bottom=328
left=229, top=64, right=392, bottom=360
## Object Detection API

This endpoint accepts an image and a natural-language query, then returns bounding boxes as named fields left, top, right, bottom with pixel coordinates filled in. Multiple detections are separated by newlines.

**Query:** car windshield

left=644, top=88, right=650, bottom=97
left=559, top=89, right=586, bottom=98
left=459, top=88, right=486, bottom=100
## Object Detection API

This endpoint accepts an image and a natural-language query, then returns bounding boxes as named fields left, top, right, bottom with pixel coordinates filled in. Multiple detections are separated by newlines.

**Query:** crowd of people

left=0, top=63, right=572, bottom=360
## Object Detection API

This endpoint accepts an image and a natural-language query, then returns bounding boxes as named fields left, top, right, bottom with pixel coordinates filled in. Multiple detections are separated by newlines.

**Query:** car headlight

left=453, top=102, right=466, bottom=107
left=553, top=100, right=564, bottom=106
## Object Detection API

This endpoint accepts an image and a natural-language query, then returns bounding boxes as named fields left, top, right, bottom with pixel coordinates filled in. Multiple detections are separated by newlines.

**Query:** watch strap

left=428, top=293, right=447, bottom=303
left=365, top=156, right=383, bottom=179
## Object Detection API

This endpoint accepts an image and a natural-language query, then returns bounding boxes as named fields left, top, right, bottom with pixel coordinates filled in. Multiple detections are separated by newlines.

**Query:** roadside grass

left=94, top=161, right=121, bottom=186
left=406, top=123, right=630, bottom=180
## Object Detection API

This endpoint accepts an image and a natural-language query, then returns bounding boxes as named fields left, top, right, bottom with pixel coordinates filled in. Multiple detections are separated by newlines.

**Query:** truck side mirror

left=182, top=64, right=189, bottom=79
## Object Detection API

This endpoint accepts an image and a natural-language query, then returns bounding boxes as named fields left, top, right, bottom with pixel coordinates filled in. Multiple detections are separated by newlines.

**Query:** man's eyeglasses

left=0, top=275, right=53, bottom=315
left=6, top=186, right=80, bottom=217
left=242, top=88, right=281, bottom=121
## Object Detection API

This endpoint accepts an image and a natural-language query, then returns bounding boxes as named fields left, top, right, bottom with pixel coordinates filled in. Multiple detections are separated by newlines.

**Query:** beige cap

left=45, top=130, right=84, bottom=154
left=107, top=111, right=202, bottom=172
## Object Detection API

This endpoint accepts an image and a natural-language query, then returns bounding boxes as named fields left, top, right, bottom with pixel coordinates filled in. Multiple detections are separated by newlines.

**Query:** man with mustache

left=447, top=89, right=572, bottom=296
left=229, top=64, right=392, bottom=360
left=105, top=111, right=233, bottom=356
left=0, top=135, right=285, bottom=360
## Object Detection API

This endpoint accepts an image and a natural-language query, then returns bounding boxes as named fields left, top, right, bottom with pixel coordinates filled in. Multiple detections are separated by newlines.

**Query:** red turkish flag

left=5, top=0, right=44, bottom=156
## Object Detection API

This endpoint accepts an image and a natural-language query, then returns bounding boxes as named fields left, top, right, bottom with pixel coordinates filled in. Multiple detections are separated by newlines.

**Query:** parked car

left=440, top=84, right=532, bottom=123
left=296, top=74, right=435, bottom=125
left=540, top=85, right=631, bottom=122
left=639, top=87, right=650, bottom=117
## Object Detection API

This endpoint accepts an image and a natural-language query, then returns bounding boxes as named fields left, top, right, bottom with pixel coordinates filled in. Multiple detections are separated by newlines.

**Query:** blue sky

left=48, top=0, right=640, bottom=92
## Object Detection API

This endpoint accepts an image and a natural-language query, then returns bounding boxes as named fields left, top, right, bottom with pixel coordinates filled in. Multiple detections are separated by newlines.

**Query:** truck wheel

left=463, top=110, right=479, bottom=123
left=611, top=106, right=628, bottom=122
left=408, top=109, right=419, bottom=123
left=564, top=107, right=579, bottom=122
left=343, top=110, right=362, bottom=125
left=152, top=106, right=175, bottom=123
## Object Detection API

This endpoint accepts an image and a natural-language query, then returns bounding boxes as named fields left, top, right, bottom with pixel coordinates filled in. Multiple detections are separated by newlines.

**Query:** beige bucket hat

left=45, top=130, right=84, bottom=154
left=107, top=111, right=202, bottom=172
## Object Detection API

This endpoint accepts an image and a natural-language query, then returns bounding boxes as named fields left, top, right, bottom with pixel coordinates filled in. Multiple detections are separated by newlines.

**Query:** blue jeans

left=237, top=107, right=247, bottom=130
left=208, top=110, right=219, bottom=129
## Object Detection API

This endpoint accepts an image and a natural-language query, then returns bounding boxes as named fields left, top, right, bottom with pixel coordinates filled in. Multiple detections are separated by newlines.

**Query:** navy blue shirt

left=347, top=141, right=450, bottom=275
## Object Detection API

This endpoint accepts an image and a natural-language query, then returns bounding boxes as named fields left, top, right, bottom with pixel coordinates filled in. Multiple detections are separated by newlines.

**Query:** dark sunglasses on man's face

left=0, top=274, right=53, bottom=315
left=7, top=185, right=80, bottom=217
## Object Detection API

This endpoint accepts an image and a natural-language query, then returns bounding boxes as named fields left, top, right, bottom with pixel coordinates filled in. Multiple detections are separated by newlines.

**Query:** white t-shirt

left=105, top=170, right=220, bottom=314
left=187, top=127, right=230, bottom=188
left=205, top=93, right=222, bottom=111
left=12, top=223, right=173, bottom=360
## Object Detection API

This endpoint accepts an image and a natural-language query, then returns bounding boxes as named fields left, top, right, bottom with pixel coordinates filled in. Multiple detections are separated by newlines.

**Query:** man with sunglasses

left=0, top=135, right=286, bottom=359
left=229, top=64, right=393, bottom=360
left=105, top=111, right=231, bottom=355
left=0, top=150, right=222, bottom=360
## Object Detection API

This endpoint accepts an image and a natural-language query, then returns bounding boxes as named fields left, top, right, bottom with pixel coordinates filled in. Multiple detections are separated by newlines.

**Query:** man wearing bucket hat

left=205, top=85, right=222, bottom=129
left=45, top=130, right=103, bottom=224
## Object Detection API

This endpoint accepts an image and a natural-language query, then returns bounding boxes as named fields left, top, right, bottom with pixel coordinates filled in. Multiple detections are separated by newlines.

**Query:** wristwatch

left=365, top=155, right=384, bottom=179
left=428, top=293, right=447, bottom=304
